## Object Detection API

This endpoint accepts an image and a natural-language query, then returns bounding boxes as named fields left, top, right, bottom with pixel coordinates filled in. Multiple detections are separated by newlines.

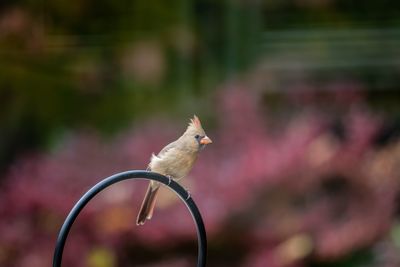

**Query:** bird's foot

left=185, top=189, right=191, bottom=200
left=166, top=175, right=172, bottom=185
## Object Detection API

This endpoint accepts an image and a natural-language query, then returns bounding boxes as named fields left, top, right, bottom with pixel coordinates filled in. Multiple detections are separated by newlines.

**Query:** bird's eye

left=194, top=134, right=200, bottom=139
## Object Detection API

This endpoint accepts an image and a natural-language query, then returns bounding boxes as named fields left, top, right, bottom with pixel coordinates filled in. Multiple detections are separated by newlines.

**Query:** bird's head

left=182, top=115, right=212, bottom=151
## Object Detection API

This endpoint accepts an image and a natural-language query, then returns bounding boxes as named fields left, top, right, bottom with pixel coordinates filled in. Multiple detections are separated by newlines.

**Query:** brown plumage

left=136, top=115, right=212, bottom=225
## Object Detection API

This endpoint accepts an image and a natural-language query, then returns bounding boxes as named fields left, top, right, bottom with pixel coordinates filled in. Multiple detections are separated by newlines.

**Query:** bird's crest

left=189, top=115, right=202, bottom=130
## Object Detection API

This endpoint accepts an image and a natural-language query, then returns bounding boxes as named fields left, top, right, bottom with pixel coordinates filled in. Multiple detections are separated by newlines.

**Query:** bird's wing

left=157, top=140, right=178, bottom=157
left=149, top=144, right=179, bottom=173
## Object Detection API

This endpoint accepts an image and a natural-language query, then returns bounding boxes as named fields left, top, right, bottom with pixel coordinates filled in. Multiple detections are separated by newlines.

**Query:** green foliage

left=311, top=249, right=375, bottom=267
left=1, top=0, right=400, bottom=169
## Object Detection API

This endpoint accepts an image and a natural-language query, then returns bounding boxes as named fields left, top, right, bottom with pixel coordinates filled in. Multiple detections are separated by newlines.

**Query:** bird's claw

left=185, top=189, right=191, bottom=200
left=166, top=175, right=172, bottom=185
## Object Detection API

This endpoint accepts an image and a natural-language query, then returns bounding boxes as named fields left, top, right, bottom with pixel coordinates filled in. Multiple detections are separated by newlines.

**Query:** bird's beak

left=200, top=136, right=212, bottom=145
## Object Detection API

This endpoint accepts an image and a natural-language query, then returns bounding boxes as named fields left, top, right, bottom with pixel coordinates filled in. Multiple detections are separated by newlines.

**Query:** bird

left=136, top=115, right=212, bottom=225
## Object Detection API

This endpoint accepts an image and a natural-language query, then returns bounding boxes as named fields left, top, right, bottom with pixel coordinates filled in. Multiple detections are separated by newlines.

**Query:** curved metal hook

left=52, top=170, right=207, bottom=267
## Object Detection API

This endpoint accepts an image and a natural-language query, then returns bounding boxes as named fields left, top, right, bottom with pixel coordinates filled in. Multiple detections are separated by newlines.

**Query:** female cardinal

left=136, top=115, right=212, bottom=225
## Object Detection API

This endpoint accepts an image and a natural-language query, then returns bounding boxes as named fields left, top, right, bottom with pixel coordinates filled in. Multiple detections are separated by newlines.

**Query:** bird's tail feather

left=136, top=181, right=160, bottom=225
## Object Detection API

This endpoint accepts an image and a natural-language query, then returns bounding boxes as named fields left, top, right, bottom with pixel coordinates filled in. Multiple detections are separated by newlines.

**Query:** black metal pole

left=52, top=170, right=207, bottom=267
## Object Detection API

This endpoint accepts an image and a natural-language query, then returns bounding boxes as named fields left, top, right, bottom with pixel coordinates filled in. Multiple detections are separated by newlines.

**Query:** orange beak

left=200, top=136, right=212, bottom=145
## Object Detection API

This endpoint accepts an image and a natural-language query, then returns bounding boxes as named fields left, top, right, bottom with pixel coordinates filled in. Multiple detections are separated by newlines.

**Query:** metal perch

left=52, top=170, right=207, bottom=267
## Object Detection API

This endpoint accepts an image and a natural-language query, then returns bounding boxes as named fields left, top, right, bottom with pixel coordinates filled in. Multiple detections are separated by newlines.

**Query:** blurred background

left=1, top=0, right=400, bottom=266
